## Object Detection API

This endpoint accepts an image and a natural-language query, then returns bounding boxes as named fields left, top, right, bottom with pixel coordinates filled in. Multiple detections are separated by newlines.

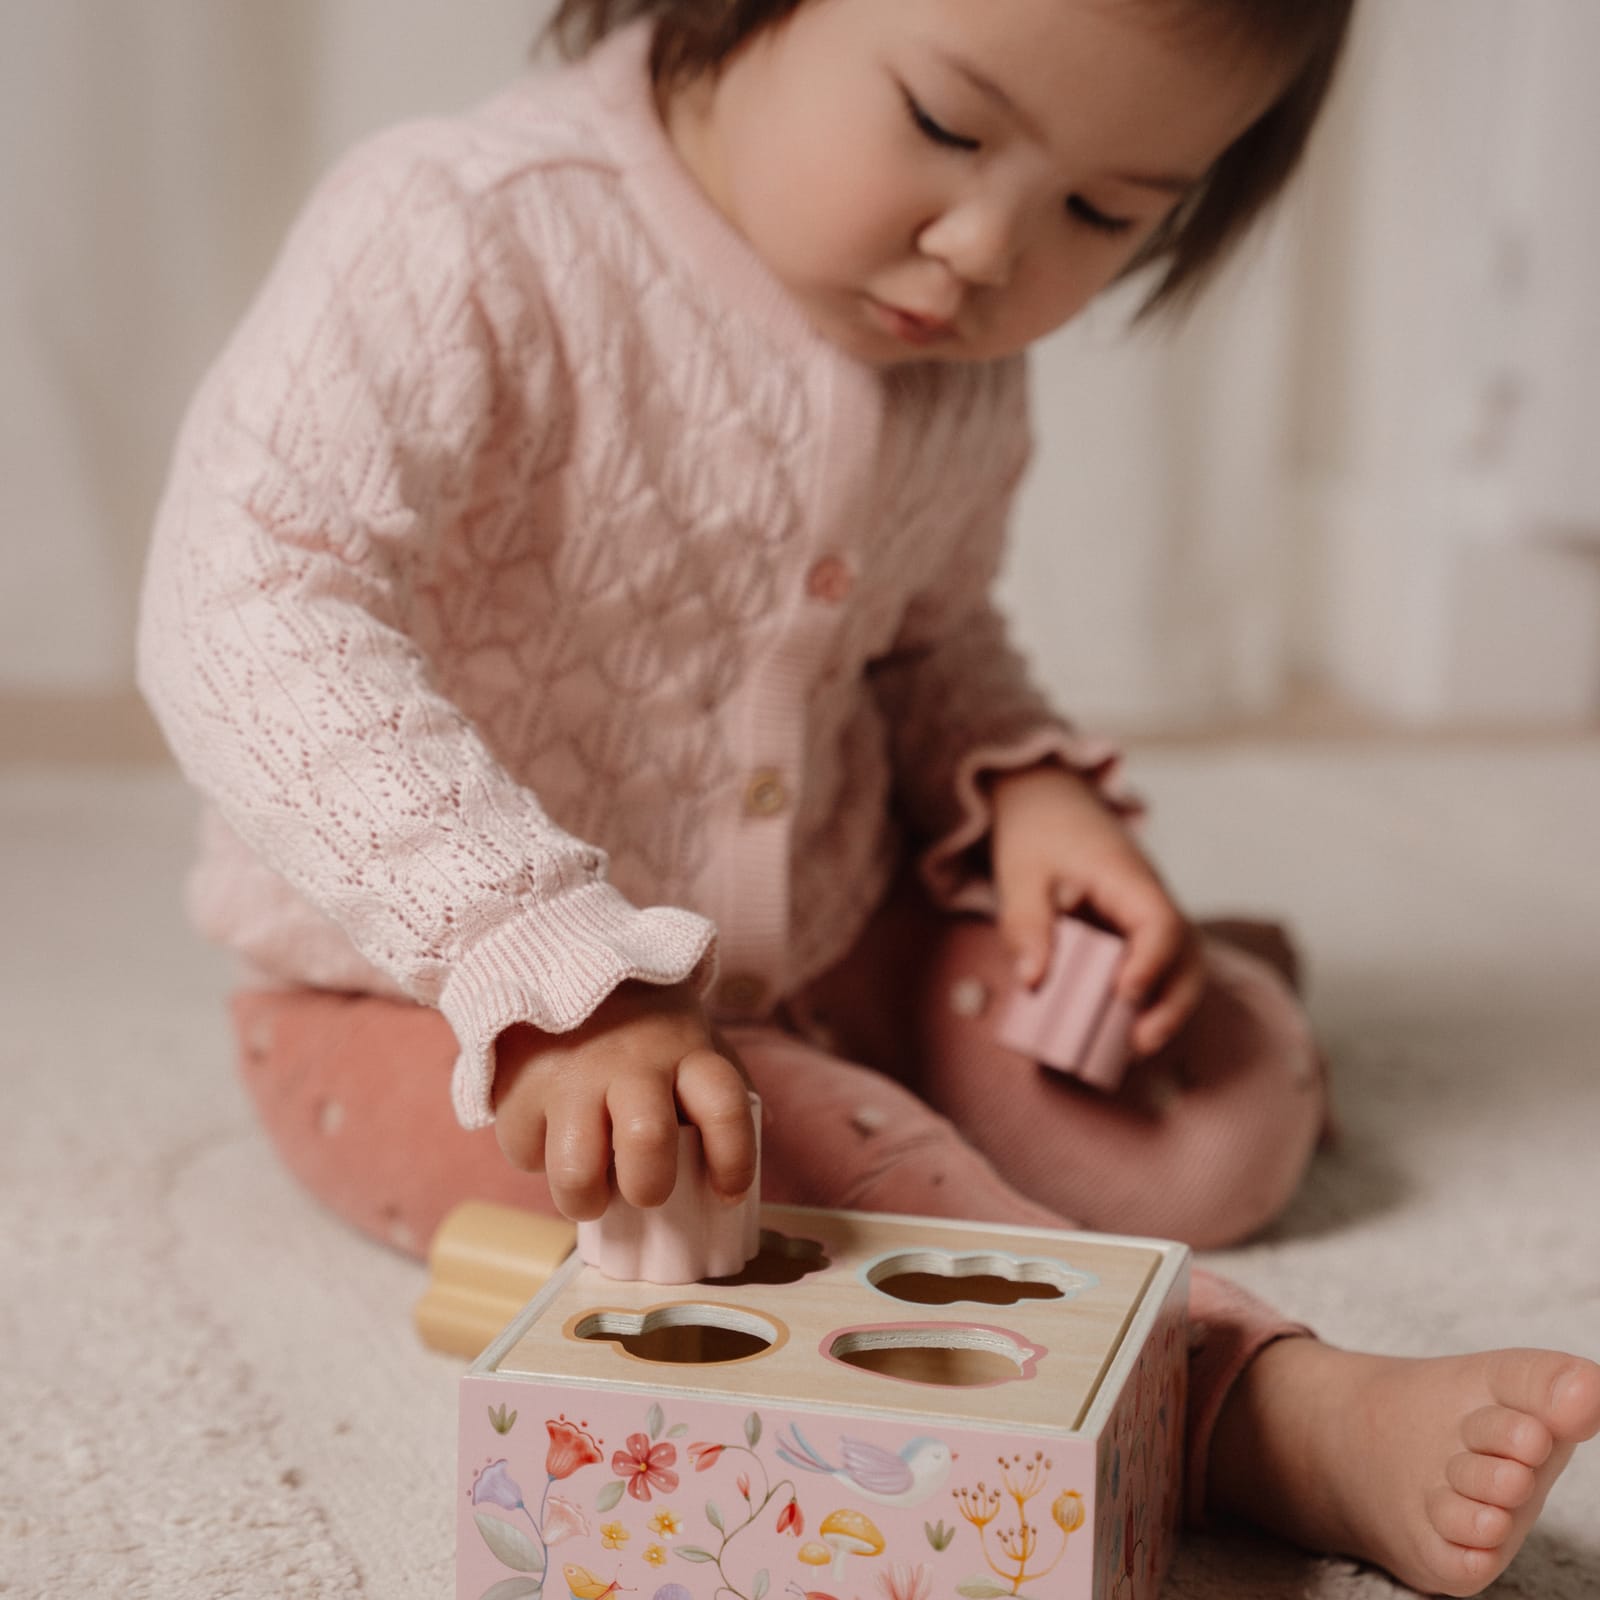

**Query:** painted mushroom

left=817, top=1508, right=885, bottom=1578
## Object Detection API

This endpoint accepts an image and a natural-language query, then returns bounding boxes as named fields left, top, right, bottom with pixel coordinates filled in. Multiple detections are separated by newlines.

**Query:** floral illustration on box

left=950, top=1451, right=1086, bottom=1597
left=469, top=1401, right=971, bottom=1600
left=664, top=1406, right=807, bottom=1599
left=470, top=1414, right=608, bottom=1599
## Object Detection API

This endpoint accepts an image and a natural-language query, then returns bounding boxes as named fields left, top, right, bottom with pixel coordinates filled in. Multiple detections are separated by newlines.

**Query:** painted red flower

left=545, top=1416, right=604, bottom=1480
left=613, top=1433, right=679, bottom=1502
left=776, top=1496, right=803, bottom=1536
left=687, top=1442, right=725, bottom=1472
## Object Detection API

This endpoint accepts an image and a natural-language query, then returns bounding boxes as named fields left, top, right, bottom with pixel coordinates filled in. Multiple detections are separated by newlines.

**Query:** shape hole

left=865, top=1250, right=1093, bottom=1307
left=573, top=1304, right=778, bottom=1365
left=826, top=1325, right=1039, bottom=1387
left=703, top=1230, right=829, bottom=1288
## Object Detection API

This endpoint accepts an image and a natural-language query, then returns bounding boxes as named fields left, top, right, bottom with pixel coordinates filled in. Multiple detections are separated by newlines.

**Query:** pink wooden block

left=995, top=916, right=1135, bottom=1091
left=576, top=1094, right=762, bottom=1284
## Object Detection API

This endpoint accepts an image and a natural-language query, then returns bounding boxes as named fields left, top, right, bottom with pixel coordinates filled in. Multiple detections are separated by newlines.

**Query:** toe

left=1403, top=1526, right=1510, bottom=1600
left=1445, top=1448, right=1536, bottom=1510
left=1461, top=1403, right=1553, bottom=1468
left=1486, top=1350, right=1600, bottom=1439
left=1425, top=1484, right=1514, bottom=1550
left=1549, top=1360, right=1600, bottom=1441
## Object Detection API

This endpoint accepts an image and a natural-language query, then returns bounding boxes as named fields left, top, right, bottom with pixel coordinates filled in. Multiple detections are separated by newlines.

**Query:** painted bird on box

left=774, top=1422, right=954, bottom=1507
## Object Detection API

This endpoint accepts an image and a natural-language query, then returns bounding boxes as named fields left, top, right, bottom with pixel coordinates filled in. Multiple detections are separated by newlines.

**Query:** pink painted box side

left=1090, top=1256, right=1188, bottom=1600
left=459, top=1380, right=1100, bottom=1600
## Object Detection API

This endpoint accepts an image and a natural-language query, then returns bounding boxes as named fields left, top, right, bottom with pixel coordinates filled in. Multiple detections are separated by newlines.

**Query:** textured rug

left=4, top=744, right=1598, bottom=1599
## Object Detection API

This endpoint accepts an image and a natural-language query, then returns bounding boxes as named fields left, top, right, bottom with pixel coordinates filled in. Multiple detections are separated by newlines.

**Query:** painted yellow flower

left=647, top=1510, right=682, bottom=1539
left=644, top=1544, right=667, bottom=1567
left=600, top=1521, right=629, bottom=1550
left=1052, top=1489, right=1086, bottom=1535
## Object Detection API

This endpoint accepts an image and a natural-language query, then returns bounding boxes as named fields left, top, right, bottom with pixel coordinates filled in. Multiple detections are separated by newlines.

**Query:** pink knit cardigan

left=138, top=24, right=1122, bottom=1128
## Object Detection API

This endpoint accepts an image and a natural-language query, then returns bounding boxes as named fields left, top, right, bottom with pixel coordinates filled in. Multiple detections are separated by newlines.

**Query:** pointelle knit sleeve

left=137, top=129, right=717, bottom=1128
left=865, top=409, right=1139, bottom=913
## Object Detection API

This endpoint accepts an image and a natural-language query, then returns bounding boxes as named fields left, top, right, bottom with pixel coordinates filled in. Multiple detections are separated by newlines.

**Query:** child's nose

left=916, top=200, right=1024, bottom=290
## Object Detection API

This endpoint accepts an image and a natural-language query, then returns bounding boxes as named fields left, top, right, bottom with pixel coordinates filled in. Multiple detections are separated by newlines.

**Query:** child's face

left=666, top=0, right=1290, bottom=365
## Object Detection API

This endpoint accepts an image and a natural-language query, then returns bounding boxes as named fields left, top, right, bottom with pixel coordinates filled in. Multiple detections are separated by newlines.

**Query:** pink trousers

left=233, top=885, right=1322, bottom=1522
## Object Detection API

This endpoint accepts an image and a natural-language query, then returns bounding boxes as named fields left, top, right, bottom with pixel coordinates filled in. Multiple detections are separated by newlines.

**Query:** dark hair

left=545, top=0, right=1357, bottom=315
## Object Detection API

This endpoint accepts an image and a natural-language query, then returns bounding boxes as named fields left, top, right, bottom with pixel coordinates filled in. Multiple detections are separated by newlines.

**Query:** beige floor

left=4, top=743, right=1599, bottom=1598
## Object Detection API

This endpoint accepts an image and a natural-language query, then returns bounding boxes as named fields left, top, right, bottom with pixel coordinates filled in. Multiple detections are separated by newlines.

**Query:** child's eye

left=1067, top=195, right=1134, bottom=235
left=903, top=90, right=979, bottom=153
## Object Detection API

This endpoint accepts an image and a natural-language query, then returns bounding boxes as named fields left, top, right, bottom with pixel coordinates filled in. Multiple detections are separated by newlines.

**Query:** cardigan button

left=717, top=973, right=768, bottom=1015
left=744, top=769, right=789, bottom=818
left=805, top=556, right=854, bottom=604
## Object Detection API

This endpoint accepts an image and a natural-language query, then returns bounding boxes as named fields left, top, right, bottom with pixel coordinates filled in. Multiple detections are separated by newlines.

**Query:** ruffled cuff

left=440, top=880, right=719, bottom=1128
left=918, top=727, right=1144, bottom=914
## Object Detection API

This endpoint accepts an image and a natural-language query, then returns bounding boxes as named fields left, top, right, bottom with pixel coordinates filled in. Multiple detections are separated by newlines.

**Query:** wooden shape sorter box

left=457, top=1205, right=1189, bottom=1600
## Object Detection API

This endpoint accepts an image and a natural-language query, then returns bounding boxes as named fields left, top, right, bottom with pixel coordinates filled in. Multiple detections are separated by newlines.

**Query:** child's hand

left=988, top=763, right=1204, bottom=1057
left=491, top=980, right=756, bottom=1222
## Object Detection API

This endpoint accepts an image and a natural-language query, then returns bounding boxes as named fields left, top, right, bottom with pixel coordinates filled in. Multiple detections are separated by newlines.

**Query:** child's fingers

left=607, top=1070, right=683, bottom=1210
left=491, top=1021, right=551, bottom=1172
left=1130, top=937, right=1206, bottom=1056
left=542, top=1086, right=614, bottom=1222
left=676, top=1048, right=758, bottom=1200
left=494, top=1098, right=549, bottom=1175
left=1087, top=875, right=1204, bottom=1053
left=1103, top=879, right=1188, bottom=1003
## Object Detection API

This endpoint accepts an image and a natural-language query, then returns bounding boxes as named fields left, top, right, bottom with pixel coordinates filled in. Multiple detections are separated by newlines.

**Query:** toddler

left=139, top=1, right=1600, bottom=1594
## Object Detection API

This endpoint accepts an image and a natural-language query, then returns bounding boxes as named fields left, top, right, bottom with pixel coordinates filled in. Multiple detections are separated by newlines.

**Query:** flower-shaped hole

left=701, top=1229, right=829, bottom=1288
left=571, top=1303, right=781, bottom=1365
left=864, top=1249, right=1097, bottom=1308
left=825, top=1322, right=1044, bottom=1387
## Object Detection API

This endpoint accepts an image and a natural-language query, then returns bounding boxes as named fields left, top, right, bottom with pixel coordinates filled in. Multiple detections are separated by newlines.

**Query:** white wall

left=1286, top=0, right=1600, bottom=723
left=0, top=0, right=545, bottom=694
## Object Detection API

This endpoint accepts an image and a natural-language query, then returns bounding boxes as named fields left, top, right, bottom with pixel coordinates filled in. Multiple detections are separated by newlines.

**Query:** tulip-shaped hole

left=572, top=1303, right=780, bottom=1365
left=825, top=1323, right=1042, bottom=1387
left=864, top=1249, right=1095, bottom=1307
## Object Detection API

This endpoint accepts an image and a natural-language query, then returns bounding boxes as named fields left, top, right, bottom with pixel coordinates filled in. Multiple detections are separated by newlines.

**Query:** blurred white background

left=4, top=0, right=1599, bottom=752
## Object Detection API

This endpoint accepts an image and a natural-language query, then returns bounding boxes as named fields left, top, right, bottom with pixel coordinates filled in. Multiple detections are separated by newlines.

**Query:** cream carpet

left=4, top=744, right=1598, bottom=1599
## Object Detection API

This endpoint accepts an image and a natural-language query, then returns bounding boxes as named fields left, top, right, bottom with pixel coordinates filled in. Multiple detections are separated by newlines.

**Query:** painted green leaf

left=667, top=1422, right=689, bottom=1438
left=595, top=1479, right=625, bottom=1513
left=956, top=1580, right=1012, bottom=1599
left=705, top=1500, right=725, bottom=1532
left=752, top=1568, right=770, bottom=1600
left=744, top=1411, right=762, bottom=1448
left=676, top=1546, right=716, bottom=1563
left=479, top=1580, right=543, bottom=1600
left=474, top=1514, right=546, bottom=1574
left=647, top=1402, right=665, bottom=1440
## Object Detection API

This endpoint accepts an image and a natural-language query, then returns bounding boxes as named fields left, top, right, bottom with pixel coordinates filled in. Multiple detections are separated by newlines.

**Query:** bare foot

left=1209, top=1336, right=1600, bottom=1596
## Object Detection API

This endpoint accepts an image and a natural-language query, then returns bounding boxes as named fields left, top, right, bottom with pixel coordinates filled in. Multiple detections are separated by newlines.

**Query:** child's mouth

left=867, top=298, right=958, bottom=347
